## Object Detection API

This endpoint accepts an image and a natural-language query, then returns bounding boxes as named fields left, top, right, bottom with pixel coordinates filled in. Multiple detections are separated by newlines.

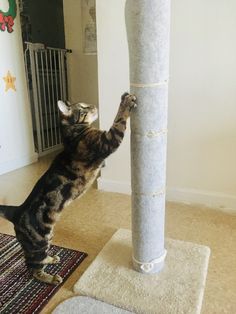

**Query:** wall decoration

left=81, top=0, right=97, bottom=54
left=3, top=71, right=16, bottom=92
left=0, top=0, right=17, bottom=33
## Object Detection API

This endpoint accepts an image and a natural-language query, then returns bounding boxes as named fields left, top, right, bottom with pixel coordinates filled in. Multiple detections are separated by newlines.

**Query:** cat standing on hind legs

left=0, top=93, right=137, bottom=285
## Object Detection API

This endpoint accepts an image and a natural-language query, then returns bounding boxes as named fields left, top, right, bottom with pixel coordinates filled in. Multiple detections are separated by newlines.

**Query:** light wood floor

left=0, top=155, right=235, bottom=314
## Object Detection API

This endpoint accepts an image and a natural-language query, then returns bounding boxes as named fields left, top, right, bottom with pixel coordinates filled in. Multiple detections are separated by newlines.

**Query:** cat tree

left=71, top=1, right=210, bottom=313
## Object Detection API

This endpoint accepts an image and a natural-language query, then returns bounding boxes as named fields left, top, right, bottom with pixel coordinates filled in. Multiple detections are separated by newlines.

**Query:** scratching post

left=125, top=0, right=170, bottom=273
left=74, top=2, right=210, bottom=312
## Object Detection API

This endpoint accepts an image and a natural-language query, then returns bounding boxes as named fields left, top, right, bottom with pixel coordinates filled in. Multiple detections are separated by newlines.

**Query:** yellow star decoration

left=3, top=71, right=16, bottom=92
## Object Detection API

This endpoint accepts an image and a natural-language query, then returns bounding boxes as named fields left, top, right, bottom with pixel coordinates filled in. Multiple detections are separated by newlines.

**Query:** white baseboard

left=0, top=152, right=38, bottom=176
left=167, top=187, right=236, bottom=213
left=97, top=178, right=131, bottom=195
left=97, top=178, right=236, bottom=212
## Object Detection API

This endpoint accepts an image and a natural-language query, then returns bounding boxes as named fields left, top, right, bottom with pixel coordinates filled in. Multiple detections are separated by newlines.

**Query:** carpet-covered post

left=125, top=0, right=171, bottom=273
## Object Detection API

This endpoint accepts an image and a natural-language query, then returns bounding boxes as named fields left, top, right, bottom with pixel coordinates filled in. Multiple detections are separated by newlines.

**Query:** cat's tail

left=0, top=205, right=18, bottom=223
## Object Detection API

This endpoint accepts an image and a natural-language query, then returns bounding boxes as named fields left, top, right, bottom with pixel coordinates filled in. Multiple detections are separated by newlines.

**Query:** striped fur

left=0, top=93, right=136, bottom=284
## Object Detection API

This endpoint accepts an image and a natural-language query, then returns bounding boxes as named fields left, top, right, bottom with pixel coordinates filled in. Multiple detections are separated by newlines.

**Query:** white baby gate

left=25, top=42, right=72, bottom=156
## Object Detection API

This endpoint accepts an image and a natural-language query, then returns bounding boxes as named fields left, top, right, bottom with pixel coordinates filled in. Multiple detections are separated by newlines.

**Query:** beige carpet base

left=74, top=229, right=210, bottom=314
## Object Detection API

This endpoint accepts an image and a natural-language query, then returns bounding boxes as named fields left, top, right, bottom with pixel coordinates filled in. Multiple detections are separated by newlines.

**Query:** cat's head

left=58, top=100, right=98, bottom=125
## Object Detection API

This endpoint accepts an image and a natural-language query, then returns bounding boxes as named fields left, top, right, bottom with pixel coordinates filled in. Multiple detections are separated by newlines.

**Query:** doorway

left=19, top=0, right=70, bottom=156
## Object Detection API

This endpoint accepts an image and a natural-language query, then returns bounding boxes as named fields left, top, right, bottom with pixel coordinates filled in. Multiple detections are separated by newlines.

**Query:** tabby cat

left=0, top=93, right=137, bottom=285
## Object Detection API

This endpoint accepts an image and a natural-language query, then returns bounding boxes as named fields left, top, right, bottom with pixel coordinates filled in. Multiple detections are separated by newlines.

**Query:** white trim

left=97, top=178, right=131, bottom=195
left=97, top=178, right=236, bottom=212
left=167, top=187, right=236, bottom=213
left=0, top=152, right=38, bottom=176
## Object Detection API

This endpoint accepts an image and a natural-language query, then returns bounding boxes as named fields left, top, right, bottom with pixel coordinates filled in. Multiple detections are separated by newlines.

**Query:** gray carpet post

left=125, top=0, right=171, bottom=273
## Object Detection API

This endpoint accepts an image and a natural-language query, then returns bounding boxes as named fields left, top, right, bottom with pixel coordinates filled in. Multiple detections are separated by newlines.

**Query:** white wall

left=96, top=0, right=131, bottom=193
left=63, top=0, right=98, bottom=107
left=96, top=0, right=236, bottom=211
left=167, top=0, right=236, bottom=210
left=0, top=0, right=37, bottom=175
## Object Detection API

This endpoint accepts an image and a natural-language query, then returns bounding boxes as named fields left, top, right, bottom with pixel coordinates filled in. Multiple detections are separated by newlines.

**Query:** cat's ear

left=58, top=100, right=72, bottom=116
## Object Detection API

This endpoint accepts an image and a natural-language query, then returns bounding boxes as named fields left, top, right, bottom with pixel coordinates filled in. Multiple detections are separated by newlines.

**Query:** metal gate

left=25, top=42, right=72, bottom=156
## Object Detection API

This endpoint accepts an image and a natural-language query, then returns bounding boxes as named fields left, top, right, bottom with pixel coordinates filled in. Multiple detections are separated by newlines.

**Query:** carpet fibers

left=0, top=233, right=87, bottom=314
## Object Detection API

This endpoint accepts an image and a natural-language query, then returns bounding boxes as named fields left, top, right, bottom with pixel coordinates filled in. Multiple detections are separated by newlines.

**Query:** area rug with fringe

left=0, top=233, right=87, bottom=314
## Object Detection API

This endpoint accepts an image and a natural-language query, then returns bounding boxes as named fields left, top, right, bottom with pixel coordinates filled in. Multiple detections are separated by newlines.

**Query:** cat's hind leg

left=15, top=230, right=62, bottom=284
left=32, top=266, right=62, bottom=285
left=26, top=249, right=62, bottom=284
left=41, top=255, right=60, bottom=264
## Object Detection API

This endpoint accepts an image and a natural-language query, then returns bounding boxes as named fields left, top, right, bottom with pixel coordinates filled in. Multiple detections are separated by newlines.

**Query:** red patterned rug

left=0, top=233, right=87, bottom=314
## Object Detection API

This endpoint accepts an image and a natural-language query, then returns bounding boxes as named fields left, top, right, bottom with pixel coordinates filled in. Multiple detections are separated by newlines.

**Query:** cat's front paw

left=121, top=93, right=137, bottom=111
